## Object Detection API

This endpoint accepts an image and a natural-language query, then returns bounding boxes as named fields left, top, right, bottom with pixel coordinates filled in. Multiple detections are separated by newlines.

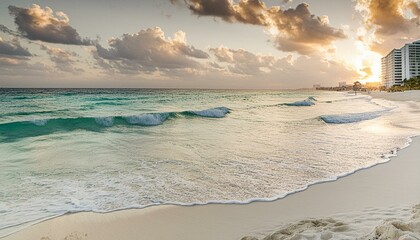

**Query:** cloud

left=94, top=27, right=209, bottom=74
left=360, top=0, right=409, bottom=35
left=0, top=57, right=52, bottom=78
left=356, top=0, right=420, bottom=54
left=40, top=44, right=83, bottom=73
left=360, top=66, right=373, bottom=79
left=268, top=56, right=359, bottom=88
left=207, top=46, right=359, bottom=88
left=181, top=0, right=271, bottom=25
left=209, top=46, right=277, bottom=75
left=408, top=1, right=420, bottom=17
left=7, top=4, right=92, bottom=45
left=272, top=4, right=346, bottom=54
left=0, top=37, right=32, bottom=57
left=0, top=24, right=21, bottom=38
left=92, top=31, right=358, bottom=88
left=186, top=0, right=235, bottom=19
left=172, top=0, right=346, bottom=54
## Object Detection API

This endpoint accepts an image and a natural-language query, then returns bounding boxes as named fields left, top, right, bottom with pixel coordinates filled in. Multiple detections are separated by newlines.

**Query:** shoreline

left=1, top=136, right=412, bottom=238
left=3, top=91, right=420, bottom=240
left=4, top=136, right=420, bottom=240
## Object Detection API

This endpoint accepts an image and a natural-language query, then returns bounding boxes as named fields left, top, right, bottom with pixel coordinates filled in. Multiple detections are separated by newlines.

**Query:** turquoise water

left=0, top=89, right=419, bottom=236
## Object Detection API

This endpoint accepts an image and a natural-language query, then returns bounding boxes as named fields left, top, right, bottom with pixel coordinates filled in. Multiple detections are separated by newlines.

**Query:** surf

left=0, top=107, right=231, bottom=141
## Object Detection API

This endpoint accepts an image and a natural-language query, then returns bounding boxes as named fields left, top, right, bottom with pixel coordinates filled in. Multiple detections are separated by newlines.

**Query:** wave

left=1, top=136, right=412, bottom=239
left=10, top=96, right=40, bottom=100
left=122, top=113, right=173, bottom=126
left=183, top=107, right=230, bottom=118
left=59, top=92, right=78, bottom=96
left=0, top=107, right=230, bottom=141
left=282, top=97, right=317, bottom=106
left=0, top=110, right=66, bottom=118
left=85, top=97, right=133, bottom=102
left=320, top=110, right=388, bottom=124
left=322, top=96, right=370, bottom=104
left=93, top=101, right=128, bottom=106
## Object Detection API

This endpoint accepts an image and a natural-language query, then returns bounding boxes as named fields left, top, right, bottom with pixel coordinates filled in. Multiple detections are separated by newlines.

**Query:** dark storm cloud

left=171, top=0, right=346, bottom=54
left=7, top=4, right=93, bottom=45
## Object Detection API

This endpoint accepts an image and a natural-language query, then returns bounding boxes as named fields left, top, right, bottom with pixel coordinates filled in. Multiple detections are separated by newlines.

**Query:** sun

left=354, top=41, right=382, bottom=84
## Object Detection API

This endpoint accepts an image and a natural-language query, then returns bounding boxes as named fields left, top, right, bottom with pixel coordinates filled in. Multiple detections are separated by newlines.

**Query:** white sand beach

left=369, top=90, right=420, bottom=102
left=3, top=91, right=420, bottom=240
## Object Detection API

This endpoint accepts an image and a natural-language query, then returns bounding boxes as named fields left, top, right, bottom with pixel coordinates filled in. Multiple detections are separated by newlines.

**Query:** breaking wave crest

left=320, top=110, right=389, bottom=124
left=123, top=113, right=172, bottom=126
left=0, top=107, right=230, bottom=141
left=282, top=97, right=317, bottom=106
left=184, top=107, right=230, bottom=118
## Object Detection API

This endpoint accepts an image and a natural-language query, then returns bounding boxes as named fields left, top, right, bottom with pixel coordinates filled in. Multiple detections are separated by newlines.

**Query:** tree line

left=388, top=76, right=420, bottom=92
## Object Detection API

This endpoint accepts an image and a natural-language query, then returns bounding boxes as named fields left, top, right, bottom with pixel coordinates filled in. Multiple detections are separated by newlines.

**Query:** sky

left=0, top=0, right=419, bottom=89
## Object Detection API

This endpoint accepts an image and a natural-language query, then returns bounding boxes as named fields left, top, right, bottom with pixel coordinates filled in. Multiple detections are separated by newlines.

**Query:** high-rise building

left=401, top=40, right=420, bottom=81
left=381, top=40, right=420, bottom=88
left=381, top=49, right=402, bottom=88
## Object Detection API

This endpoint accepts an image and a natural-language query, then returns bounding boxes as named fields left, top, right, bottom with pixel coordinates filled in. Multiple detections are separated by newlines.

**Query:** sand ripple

left=242, top=204, right=420, bottom=240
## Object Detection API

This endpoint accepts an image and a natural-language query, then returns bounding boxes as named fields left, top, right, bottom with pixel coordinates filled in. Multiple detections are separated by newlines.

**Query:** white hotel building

left=381, top=40, right=420, bottom=88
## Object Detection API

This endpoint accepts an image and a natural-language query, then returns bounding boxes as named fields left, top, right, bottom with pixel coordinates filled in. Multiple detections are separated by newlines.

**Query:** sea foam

left=185, top=107, right=230, bottom=118
left=124, top=113, right=171, bottom=126
left=30, top=119, right=49, bottom=126
left=2, top=89, right=419, bottom=239
left=0, top=107, right=231, bottom=140
left=283, top=97, right=317, bottom=106
left=320, top=110, right=388, bottom=124
left=95, top=117, right=114, bottom=127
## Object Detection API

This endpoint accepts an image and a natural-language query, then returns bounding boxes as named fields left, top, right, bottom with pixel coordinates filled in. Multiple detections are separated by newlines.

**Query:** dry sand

left=369, top=90, right=420, bottom=102
left=3, top=91, right=420, bottom=240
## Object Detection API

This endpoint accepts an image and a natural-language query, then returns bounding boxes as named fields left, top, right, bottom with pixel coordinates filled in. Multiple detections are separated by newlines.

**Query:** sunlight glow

left=266, top=26, right=279, bottom=36
left=354, top=40, right=382, bottom=83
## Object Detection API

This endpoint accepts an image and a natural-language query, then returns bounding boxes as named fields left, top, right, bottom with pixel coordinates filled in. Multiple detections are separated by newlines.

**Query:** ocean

left=1, top=89, right=419, bottom=236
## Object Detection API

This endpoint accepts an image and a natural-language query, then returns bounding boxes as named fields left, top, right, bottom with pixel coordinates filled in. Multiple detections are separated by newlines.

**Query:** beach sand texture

left=3, top=91, right=420, bottom=240
left=369, top=90, right=420, bottom=102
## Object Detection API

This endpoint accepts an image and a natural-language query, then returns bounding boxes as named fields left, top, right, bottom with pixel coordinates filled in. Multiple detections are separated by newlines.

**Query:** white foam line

left=1, top=134, right=417, bottom=239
